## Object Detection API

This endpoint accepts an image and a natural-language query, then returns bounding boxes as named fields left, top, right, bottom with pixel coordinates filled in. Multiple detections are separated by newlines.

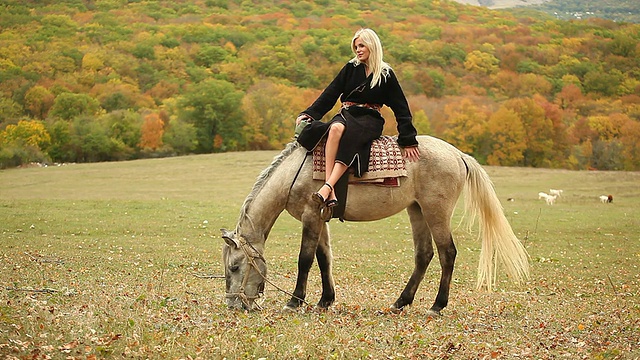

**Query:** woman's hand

left=296, top=114, right=311, bottom=125
left=403, top=146, right=420, bottom=162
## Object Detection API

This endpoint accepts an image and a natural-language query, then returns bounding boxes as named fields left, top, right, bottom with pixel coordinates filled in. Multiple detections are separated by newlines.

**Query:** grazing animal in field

left=538, top=192, right=556, bottom=205
left=549, top=189, right=563, bottom=197
left=544, top=194, right=557, bottom=205
left=507, top=198, right=515, bottom=202
left=600, top=195, right=613, bottom=203
left=221, top=136, right=529, bottom=314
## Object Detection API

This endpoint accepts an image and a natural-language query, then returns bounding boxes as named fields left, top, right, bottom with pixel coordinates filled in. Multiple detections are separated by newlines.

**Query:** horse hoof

left=426, top=309, right=442, bottom=317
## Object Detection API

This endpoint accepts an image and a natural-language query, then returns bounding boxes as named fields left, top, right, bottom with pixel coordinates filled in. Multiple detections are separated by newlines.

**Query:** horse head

left=220, top=228, right=267, bottom=311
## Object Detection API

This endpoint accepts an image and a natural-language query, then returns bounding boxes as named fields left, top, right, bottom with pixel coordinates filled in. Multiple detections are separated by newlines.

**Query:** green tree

left=68, top=115, right=121, bottom=162
left=0, top=98, right=23, bottom=126
left=583, top=69, right=623, bottom=97
left=49, top=93, right=101, bottom=120
left=46, top=120, right=74, bottom=162
left=178, top=79, right=245, bottom=153
left=163, top=118, right=197, bottom=155
left=101, top=110, right=142, bottom=159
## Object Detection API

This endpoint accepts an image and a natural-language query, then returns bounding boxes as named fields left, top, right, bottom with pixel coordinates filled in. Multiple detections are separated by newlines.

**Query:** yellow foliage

left=0, top=120, right=51, bottom=150
left=82, top=53, right=104, bottom=72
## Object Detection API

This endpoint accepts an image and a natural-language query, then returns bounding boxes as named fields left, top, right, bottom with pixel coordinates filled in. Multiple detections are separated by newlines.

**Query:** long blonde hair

left=350, top=28, right=391, bottom=88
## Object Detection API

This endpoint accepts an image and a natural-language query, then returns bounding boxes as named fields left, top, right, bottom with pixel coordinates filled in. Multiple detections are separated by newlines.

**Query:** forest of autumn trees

left=1, top=0, right=639, bottom=170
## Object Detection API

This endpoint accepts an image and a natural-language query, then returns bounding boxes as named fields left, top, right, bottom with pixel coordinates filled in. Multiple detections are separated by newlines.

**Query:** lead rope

left=243, top=240, right=310, bottom=308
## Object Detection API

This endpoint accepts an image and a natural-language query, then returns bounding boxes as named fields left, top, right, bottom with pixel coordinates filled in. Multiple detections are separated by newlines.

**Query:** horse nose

left=226, top=296, right=243, bottom=310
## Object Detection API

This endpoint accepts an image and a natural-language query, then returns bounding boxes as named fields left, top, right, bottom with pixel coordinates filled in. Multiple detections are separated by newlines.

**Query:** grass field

left=1, top=149, right=639, bottom=359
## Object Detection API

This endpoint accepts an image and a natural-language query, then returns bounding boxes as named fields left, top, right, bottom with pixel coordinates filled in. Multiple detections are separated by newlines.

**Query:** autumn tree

left=0, top=119, right=51, bottom=167
left=503, top=98, right=553, bottom=167
left=464, top=50, right=500, bottom=76
left=442, top=98, right=489, bottom=160
left=24, top=85, right=55, bottom=119
left=139, top=112, right=164, bottom=150
left=242, top=81, right=318, bottom=150
left=555, top=83, right=584, bottom=110
left=486, top=106, right=526, bottom=166
left=620, top=117, right=640, bottom=170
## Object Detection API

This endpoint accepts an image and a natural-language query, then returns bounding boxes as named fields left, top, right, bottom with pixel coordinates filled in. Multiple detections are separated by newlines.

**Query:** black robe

left=297, top=61, right=418, bottom=177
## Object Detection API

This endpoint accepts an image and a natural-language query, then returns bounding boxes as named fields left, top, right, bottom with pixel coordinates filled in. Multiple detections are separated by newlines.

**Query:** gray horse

left=221, top=136, right=529, bottom=314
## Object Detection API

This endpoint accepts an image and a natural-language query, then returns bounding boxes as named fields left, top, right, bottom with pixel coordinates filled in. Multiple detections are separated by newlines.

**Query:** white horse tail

left=460, top=154, right=530, bottom=291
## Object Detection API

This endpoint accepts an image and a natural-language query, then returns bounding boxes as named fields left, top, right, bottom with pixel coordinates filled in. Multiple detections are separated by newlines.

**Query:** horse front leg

left=392, top=203, right=434, bottom=311
left=315, top=223, right=335, bottom=309
left=284, top=216, right=323, bottom=310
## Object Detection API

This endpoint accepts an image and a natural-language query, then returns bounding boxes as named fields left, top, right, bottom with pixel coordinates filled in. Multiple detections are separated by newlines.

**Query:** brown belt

left=342, top=101, right=382, bottom=112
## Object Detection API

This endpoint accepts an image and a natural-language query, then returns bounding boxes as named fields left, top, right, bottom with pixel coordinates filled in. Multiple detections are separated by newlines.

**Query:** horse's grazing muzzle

left=226, top=294, right=263, bottom=311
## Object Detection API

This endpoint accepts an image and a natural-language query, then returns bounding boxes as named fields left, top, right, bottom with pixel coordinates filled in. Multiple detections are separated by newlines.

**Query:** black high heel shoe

left=312, top=182, right=338, bottom=208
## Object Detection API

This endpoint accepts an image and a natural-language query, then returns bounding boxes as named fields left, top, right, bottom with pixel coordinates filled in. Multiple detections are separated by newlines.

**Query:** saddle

left=312, top=135, right=408, bottom=220
left=312, top=135, right=407, bottom=184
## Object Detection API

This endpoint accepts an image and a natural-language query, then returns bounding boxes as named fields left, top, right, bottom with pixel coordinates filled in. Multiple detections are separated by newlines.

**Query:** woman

left=296, top=28, right=420, bottom=208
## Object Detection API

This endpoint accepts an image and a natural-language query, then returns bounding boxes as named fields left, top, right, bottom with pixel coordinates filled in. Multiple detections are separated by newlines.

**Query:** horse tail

left=460, top=155, right=530, bottom=291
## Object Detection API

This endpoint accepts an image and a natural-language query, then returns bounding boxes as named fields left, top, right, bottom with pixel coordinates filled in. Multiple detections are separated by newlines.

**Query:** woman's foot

left=312, top=183, right=338, bottom=207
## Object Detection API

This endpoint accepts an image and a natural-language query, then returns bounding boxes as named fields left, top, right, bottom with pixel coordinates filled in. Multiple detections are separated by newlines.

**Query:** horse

left=220, top=136, right=529, bottom=315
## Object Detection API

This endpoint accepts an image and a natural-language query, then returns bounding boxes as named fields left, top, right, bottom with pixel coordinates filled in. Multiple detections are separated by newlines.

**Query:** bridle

left=224, top=235, right=310, bottom=310
left=225, top=237, right=267, bottom=310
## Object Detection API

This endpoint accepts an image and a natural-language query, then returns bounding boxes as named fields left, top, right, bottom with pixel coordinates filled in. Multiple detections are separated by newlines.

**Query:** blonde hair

left=350, top=28, right=391, bottom=88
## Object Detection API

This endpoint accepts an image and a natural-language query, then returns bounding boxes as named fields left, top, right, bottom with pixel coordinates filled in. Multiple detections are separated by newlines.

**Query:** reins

left=289, top=150, right=309, bottom=193
left=226, top=144, right=312, bottom=310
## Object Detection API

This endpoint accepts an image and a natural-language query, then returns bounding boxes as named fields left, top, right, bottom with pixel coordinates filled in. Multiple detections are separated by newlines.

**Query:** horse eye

left=229, top=264, right=239, bottom=272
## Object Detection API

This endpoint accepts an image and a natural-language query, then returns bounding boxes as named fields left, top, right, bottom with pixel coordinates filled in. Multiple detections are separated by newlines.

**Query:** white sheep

left=545, top=194, right=557, bottom=205
left=549, top=189, right=563, bottom=197
left=538, top=191, right=549, bottom=199
left=599, top=195, right=613, bottom=204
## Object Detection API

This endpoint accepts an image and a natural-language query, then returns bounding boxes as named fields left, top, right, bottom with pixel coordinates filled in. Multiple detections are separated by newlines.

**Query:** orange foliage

left=139, top=113, right=164, bottom=150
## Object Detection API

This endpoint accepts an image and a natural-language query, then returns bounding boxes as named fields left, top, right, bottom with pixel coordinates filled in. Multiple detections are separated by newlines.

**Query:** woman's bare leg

left=317, top=123, right=347, bottom=202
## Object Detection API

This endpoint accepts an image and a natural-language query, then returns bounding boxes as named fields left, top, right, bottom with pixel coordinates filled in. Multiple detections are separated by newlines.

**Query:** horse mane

left=237, top=141, right=301, bottom=228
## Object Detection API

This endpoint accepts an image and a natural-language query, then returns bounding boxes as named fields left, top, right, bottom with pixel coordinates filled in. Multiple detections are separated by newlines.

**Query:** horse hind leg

left=429, top=228, right=456, bottom=315
left=392, top=202, right=435, bottom=311
left=424, top=204, right=457, bottom=315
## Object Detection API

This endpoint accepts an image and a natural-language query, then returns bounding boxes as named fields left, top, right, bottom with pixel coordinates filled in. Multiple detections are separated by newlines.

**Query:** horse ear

left=220, top=228, right=240, bottom=248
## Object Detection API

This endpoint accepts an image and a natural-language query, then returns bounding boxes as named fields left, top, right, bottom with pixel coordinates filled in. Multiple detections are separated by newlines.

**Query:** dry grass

left=1, top=151, right=639, bottom=359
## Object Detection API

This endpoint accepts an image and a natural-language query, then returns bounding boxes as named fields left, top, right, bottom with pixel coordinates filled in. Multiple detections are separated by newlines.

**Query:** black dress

left=297, top=61, right=418, bottom=177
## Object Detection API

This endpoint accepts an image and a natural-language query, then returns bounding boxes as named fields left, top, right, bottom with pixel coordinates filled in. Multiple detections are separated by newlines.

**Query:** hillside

left=453, top=0, right=550, bottom=10
left=453, top=0, right=640, bottom=22
left=0, top=0, right=639, bottom=171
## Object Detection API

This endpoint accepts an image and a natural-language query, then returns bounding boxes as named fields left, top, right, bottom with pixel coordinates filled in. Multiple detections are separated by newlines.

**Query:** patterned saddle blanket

left=312, top=135, right=407, bottom=185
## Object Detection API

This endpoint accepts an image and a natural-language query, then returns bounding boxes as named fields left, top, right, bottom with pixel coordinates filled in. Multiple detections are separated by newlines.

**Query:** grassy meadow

left=0, top=148, right=639, bottom=359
